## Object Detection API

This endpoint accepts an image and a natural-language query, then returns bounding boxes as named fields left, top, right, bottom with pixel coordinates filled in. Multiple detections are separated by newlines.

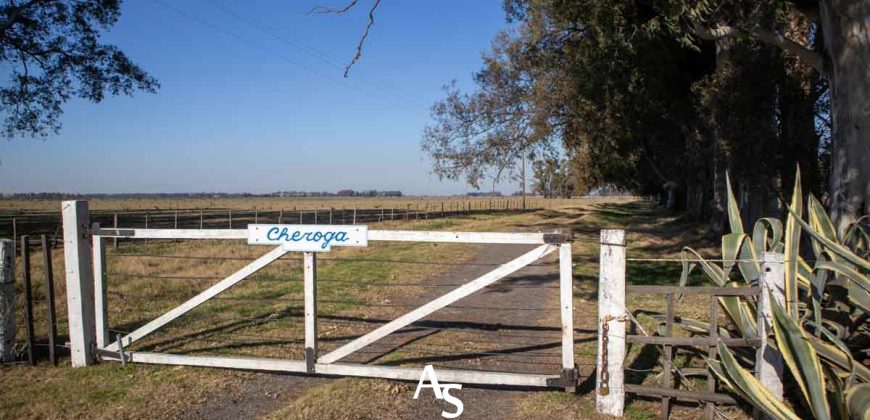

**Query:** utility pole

left=521, top=151, right=527, bottom=210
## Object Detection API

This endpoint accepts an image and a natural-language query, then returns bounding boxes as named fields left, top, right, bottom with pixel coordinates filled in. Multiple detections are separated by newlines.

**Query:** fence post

left=92, top=224, right=108, bottom=349
left=559, top=238, right=577, bottom=393
left=304, top=252, right=317, bottom=373
left=113, top=213, right=119, bottom=249
left=756, top=252, right=785, bottom=402
left=21, top=236, right=34, bottom=365
left=62, top=200, right=96, bottom=367
left=597, top=229, right=625, bottom=416
left=11, top=218, right=16, bottom=256
left=41, top=235, right=58, bottom=366
left=199, top=210, right=204, bottom=229
left=0, top=239, right=15, bottom=362
left=353, top=207, right=357, bottom=225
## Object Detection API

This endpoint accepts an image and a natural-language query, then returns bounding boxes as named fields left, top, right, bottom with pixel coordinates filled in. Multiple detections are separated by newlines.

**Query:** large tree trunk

left=820, top=0, right=870, bottom=235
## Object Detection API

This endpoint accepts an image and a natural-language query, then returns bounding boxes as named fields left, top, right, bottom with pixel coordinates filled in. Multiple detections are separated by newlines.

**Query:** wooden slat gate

left=61, top=200, right=580, bottom=390
left=595, top=229, right=785, bottom=419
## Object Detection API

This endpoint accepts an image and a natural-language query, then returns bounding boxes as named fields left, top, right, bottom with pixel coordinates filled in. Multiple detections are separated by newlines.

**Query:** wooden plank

left=97, top=351, right=558, bottom=387
left=0, top=239, right=16, bottom=362
left=662, top=293, right=675, bottom=419
left=596, top=229, right=625, bottom=417
left=104, top=245, right=288, bottom=351
left=62, top=200, right=96, bottom=366
left=707, top=294, right=719, bottom=419
left=559, top=242, right=576, bottom=393
left=624, top=384, right=737, bottom=405
left=367, top=230, right=546, bottom=244
left=304, top=252, right=317, bottom=373
left=92, top=225, right=109, bottom=349
left=95, top=228, right=247, bottom=239
left=21, top=236, right=35, bottom=365
left=626, top=285, right=758, bottom=296
left=41, top=235, right=58, bottom=366
left=317, top=363, right=557, bottom=387
left=756, top=252, right=784, bottom=400
left=99, top=350, right=307, bottom=372
left=318, top=244, right=556, bottom=364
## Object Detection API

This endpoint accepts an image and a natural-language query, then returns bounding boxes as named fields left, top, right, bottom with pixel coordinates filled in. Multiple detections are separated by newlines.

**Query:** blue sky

left=0, top=0, right=516, bottom=195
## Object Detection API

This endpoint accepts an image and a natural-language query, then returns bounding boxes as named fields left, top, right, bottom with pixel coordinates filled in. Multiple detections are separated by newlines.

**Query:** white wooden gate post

left=597, top=229, right=625, bottom=416
left=0, top=239, right=15, bottom=362
left=304, top=252, right=317, bottom=373
left=92, top=224, right=109, bottom=349
left=62, top=200, right=96, bottom=367
left=756, top=252, right=784, bottom=402
left=559, top=241, right=576, bottom=393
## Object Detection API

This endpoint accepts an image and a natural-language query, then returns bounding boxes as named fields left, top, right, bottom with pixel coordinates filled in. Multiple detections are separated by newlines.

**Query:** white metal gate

left=61, top=200, right=578, bottom=390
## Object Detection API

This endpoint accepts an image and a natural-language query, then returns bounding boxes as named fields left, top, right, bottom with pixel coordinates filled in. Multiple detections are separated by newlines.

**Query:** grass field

left=0, top=197, right=752, bottom=419
left=0, top=195, right=583, bottom=212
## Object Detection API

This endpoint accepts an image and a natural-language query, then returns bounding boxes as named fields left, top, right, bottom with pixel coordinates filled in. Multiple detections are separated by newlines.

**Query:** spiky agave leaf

left=753, top=217, right=783, bottom=257
left=709, top=342, right=800, bottom=420
left=787, top=205, right=870, bottom=272
left=725, top=173, right=744, bottom=235
left=784, top=167, right=802, bottom=315
left=845, top=383, right=870, bottom=420
left=771, top=298, right=831, bottom=419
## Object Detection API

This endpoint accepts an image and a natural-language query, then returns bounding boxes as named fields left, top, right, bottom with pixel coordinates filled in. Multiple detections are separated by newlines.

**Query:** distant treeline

left=1, top=190, right=405, bottom=200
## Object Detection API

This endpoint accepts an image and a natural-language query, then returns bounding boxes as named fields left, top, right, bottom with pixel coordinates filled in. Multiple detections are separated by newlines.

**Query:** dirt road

left=181, top=240, right=581, bottom=419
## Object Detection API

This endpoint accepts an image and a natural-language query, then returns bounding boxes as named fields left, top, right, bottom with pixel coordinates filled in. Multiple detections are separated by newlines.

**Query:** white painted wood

left=304, top=251, right=317, bottom=371
left=95, top=228, right=546, bottom=245
left=92, top=228, right=109, bottom=349
left=367, top=230, right=546, bottom=244
left=97, top=350, right=557, bottom=387
left=99, top=350, right=307, bottom=372
left=95, top=228, right=247, bottom=239
left=317, top=363, right=556, bottom=387
left=756, top=252, right=784, bottom=401
left=597, top=229, right=625, bottom=416
left=559, top=242, right=576, bottom=392
left=318, top=244, right=556, bottom=364
left=62, top=200, right=96, bottom=367
left=104, top=245, right=289, bottom=351
left=0, top=239, right=15, bottom=362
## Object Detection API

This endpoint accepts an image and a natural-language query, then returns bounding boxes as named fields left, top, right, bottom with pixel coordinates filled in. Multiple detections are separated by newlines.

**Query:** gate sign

left=247, top=224, right=368, bottom=252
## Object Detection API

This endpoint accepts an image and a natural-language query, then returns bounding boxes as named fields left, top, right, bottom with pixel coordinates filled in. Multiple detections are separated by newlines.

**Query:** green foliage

left=677, top=168, right=868, bottom=418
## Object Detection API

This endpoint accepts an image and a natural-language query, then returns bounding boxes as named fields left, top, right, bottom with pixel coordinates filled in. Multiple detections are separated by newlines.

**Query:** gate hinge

left=546, top=365, right=580, bottom=387
left=543, top=233, right=573, bottom=244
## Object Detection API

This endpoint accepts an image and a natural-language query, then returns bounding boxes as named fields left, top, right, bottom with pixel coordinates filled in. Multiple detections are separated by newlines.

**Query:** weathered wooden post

left=11, top=218, right=17, bottom=256
left=0, top=239, right=15, bottom=362
left=352, top=207, right=357, bottom=225
left=113, top=213, right=119, bottom=249
left=597, top=229, right=625, bottom=416
left=278, top=209, right=284, bottom=224
left=559, top=233, right=577, bottom=393
left=92, top=223, right=108, bottom=349
left=144, top=212, right=149, bottom=246
left=42, top=235, right=58, bottom=366
left=756, top=252, right=785, bottom=404
left=304, top=252, right=317, bottom=373
left=62, top=200, right=96, bottom=366
left=199, top=210, right=204, bottom=229
left=228, top=210, right=232, bottom=229
left=21, top=236, right=34, bottom=365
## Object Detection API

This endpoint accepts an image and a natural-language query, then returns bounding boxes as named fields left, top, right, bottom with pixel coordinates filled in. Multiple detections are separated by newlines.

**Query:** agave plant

left=672, top=168, right=869, bottom=418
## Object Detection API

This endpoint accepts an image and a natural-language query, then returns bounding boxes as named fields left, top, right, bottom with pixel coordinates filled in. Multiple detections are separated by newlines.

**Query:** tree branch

left=694, top=22, right=825, bottom=75
left=0, top=0, right=55, bottom=34
left=342, top=0, right=379, bottom=77
left=308, top=0, right=358, bottom=15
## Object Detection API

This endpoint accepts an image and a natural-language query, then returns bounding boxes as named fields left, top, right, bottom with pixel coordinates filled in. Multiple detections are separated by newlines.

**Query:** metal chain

left=598, top=314, right=628, bottom=396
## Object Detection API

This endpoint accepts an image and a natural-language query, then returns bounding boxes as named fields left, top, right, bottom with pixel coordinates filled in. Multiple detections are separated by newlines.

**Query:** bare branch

left=342, top=0, right=380, bottom=78
left=307, top=0, right=359, bottom=15
left=693, top=21, right=825, bottom=75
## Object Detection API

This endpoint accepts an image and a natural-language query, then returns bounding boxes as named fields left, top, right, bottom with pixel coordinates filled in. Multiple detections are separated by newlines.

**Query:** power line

left=149, top=0, right=427, bottom=118
left=203, top=0, right=431, bottom=110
